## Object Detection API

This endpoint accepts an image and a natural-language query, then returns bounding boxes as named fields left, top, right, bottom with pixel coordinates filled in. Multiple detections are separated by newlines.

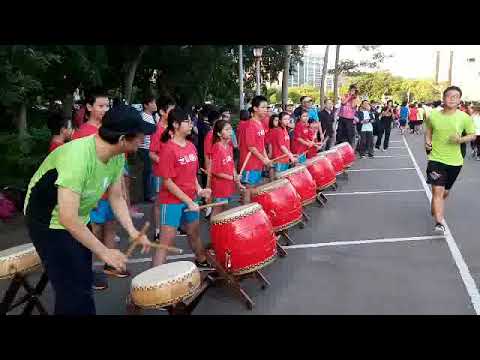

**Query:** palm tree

left=333, top=45, right=341, bottom=104
left=319, top=45, right=330, bottom=108
left=281, top=45, right=292, bottom=110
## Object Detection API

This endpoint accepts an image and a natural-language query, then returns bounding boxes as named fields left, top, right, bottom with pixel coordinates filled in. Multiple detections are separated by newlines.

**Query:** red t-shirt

left=158, top=140, right=198, bottom=204
left=210, top=142, right=235, bottom=198
left=72, top=122, right=99, bottom=140
left=239, top=120, right=266, bottom=171
left=307, top=128, right=318, bottom=158
left=48, top=139, right=64, bottom=153
left=408, top=108, right=418, bottom=121
left=270, top=127, right=290, bottom=164
left=237, top=121, right=248, bottom=149
left=292, top=121, right=310, bottom=155
left=204, top=130, right=214, bottom=160
left=149, top=123, right=167, bottom=176
left=261, top=116, right=270, bottom=135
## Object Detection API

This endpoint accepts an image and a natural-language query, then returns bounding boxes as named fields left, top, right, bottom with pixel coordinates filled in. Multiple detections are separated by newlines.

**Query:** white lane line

left=347, top=167, right=415, bottom=172
left=325, top=189, right=424, bottom=196
left=390, top=141, right=402, bottom=143
left=387, top=147, right=406, bottom=149
left=96, top=235, right=444, bottom=266
left=372, top=155, right=410, bottom=158
left=403, top=136, right=480, bottom=315
left=284, top=235, right=445, bottom=249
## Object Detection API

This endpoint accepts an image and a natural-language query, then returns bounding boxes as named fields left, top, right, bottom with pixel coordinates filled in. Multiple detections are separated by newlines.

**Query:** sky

left=307, top=45, right=480, bottom=81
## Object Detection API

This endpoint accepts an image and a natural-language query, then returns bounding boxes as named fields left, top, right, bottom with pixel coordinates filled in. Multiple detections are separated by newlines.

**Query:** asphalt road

left=2, top=129, right=479, bottom=315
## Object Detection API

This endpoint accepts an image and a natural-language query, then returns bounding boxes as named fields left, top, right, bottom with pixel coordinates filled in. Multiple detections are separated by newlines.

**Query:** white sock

left=155, top=228, right=160, bottom=236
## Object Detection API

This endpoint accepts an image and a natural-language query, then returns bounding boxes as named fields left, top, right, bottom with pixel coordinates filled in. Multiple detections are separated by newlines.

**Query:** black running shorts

left=426, top=160, right=462, bottom=190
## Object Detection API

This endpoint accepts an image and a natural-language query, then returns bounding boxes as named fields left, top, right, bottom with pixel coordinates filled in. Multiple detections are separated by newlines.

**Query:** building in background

left=451, top=49, right=480, bottom=102
left=288, top=51, right=334, bottom=90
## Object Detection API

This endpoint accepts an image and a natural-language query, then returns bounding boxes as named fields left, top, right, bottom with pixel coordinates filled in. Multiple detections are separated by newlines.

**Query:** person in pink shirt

left=336, top=84, right=360, bottom=146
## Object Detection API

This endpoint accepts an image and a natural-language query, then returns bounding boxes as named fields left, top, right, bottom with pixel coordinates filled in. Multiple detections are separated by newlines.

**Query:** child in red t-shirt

left=210, top=120, right=245, bottom=219
left=270, top=112, right=297, bottom=174
left=47, top=112, right=72, bottom=153
left=266, top=114, right=279, bottom=179
left=307, top=121, right=320, bottom=159
left=153, top=108, right=211, bottom=268
left=292, top=110, right=315, bottom=164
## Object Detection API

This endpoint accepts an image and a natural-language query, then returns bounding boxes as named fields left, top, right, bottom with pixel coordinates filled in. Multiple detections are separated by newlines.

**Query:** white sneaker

left=205, top=207, right=212, bottom=217
left=433, top=223, right=446, bottom=235
left=114, top=235, right=121, bottom=243
left=381, top=148, right=386, bottom=152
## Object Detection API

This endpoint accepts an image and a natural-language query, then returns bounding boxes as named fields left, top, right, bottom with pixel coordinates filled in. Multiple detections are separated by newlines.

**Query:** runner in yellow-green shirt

left=424, top=86, right=476, bottom=235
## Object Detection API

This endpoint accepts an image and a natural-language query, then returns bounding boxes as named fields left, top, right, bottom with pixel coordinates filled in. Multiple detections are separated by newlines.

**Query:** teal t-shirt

left=24, top=135, right=125, bottom=229
left=426, top=110, right=475, bottom=166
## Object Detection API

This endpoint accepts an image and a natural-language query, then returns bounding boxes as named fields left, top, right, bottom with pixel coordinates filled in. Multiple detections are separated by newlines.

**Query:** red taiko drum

left=275, top=165, right=317, bottom=206
left=251, top=178, right=303, bottom=232
left=322, top=149, right=345, bottom=175
left=333, top=142, right=356, bottom=168
left=210, top=203, right=277, bottom=275
left=305, top=155, right=336, bottom=191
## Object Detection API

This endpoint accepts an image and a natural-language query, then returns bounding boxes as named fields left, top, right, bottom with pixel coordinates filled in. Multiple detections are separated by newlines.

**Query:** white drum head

left=131, top=261, right=197, bottom=288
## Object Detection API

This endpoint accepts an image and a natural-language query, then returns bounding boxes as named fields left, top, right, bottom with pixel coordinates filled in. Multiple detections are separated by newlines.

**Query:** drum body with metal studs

left=251, top=178, right=303, bottom=232
left=305, top=155, right=337, bottom=191
left=0, top=243, right=41, bottom=280
left=275, top=165, right=317, bottom=206
left=210, top=203, right=277, bottom=275
left=130, top=261, right=201, bottom=309
left=322, top=149, right=345, bottom=175
left=333, top=142, right=356, bottom=168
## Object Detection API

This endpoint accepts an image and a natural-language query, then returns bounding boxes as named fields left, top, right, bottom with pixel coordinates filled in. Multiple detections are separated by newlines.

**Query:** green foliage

left=286, top=85, right=320, bottom=104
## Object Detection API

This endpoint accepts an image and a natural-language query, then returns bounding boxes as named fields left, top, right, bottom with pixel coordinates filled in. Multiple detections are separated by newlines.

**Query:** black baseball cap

left=101, top=105, right=156, bottom=135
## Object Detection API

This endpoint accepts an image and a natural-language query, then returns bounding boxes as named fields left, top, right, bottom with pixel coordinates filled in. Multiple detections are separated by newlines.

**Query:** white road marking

left=97, top=235, right=444, bottom=266
left=403, top=136, right=480, bottom=315
left=387, top=147, right=406, bottom=149
left=371, top=155, right=410, bottom=158
left=347, top=168, right=415, bottom=172
left=284, top=235, right=444, bottom=249
left=324, top=189, right=424, bottom=196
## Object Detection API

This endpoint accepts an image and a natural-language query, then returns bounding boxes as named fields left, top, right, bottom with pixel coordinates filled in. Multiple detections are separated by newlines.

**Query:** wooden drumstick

left=200, top=168, right=208, bottom=174
left=185, top=201, right=228, bottom=212
left=126, top=222, right=150, bottom=257
left=270, top=153, right=289, bottom=163
left=238, top=151, right=252, bottom=176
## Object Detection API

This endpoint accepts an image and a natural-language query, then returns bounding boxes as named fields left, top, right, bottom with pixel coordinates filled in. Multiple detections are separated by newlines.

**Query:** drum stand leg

left=167, top=273, right=212, bottom=315
left=205, top=250, right=256, bottom=310
left=330, top=182, right=338, bottom=191
left=278, top=230, right=295, bottom=246
left=254, top=270, right=271, bottom=290
left=1, top=271, right=49, bottom=316
left=275, top=238, right=288, bottom=257
left=316, top=191, right=328, bottom=206
left=302, top=211, right=311, bottom=223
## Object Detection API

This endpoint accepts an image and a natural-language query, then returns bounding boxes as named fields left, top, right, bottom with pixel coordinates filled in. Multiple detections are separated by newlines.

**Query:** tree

left=319, top=45, right=330, bottom=108
left=333, top=45, right=341, bottom=103
left=281, top=45, right=292, bottom=109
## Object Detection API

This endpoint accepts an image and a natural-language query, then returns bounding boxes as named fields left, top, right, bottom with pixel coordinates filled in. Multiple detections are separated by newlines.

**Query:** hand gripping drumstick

left=185, top=201, right=228, bottom=212
left=125, top=222, right=183, bottom=256
left=270, top=153, right=289, bottom=163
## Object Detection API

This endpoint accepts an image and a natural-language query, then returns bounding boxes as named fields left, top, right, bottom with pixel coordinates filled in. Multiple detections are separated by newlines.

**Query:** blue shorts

left=399, top=119, right=407, bottom=126
left=160, top=202, right=200, bottom=229
left=213, top=197, right=231, bottom=203
left=90, top=199, right=115, bottom=224
left=123, top=162, right=130, bottom=177
left=155, top=176, right=163, bottom=193
left=297, top=153, right=307, bottom=164
left=274, top=163, right=290, bottom=172
left=241, top=170, right=263, bottom=186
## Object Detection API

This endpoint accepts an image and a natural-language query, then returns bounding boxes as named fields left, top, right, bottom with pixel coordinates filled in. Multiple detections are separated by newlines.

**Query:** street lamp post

left=253, top=47, right=263, bottom=96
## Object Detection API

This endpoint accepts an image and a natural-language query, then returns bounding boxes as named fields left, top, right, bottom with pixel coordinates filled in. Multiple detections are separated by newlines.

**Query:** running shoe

left=177, top=229, right=188, bottom=237
left=381, top=148, right=387, bottom=152
left=103, top=264, right=131, bottom=278
left=93, top=271, right=109, bottom=291
left=205, top=206, right=212, bottom=219
left=368, top=154, right=374, bottom=158
left=114, top=234, right=121, bottom=243
left=129, top=206, right=144, bottom=219
left=476, top=156, right=480, bottom=161
left=433, top=223, right=446, bottom=235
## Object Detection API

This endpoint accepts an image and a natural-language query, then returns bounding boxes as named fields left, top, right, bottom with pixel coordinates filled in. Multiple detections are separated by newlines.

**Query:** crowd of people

left=19, top=81, right=480, bottom=315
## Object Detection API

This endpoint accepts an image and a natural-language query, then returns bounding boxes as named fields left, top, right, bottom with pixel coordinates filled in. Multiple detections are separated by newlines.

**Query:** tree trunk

left=281, top=45, right=292, bottom=110
left=333, top=45, right=341, bottom=104
left=15, top=103, right=27, bottom=136
left=319, top=45, right=330, bottom=108
left=62, top=93, right=74, bottom=129
left=239, top=45, right=245, bottom=111
left=123, top=46, right=149, bottom=105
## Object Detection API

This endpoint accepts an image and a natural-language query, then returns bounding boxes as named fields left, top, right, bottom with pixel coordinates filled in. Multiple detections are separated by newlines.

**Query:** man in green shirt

left=425, top=86, right=476, bottom=235
left=24, top=105, right=156, bottom=315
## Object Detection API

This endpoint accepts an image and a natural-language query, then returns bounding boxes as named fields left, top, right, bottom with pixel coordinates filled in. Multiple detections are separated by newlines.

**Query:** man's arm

left=248, top=146, right=271, bottom=166
left=58, top=187, right=127, bottom=270
left=108, top=178, right=137, bottom=237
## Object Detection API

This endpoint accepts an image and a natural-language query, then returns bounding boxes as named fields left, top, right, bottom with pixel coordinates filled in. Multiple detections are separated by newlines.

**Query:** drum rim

left=275, top=164, right=308, bottom=178
left=251, top=178, right=290, bottom=195
left=305, top=155, right=327, bottom=165
left=211, top=202, right=262, bottom=224
left=0, top=243, right=36, bottom=259
left=131, top=261, right=197, bottom=287
left=231, top=252, right=277, bottom=276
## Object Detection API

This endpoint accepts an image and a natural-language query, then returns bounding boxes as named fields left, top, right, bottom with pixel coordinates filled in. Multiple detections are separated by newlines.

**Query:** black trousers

left=26, top=219, right=95, bottom=315
left=375, top=121, right=392, bottom=150
left=336, top=117, right=355, bottom=146
left=138, top=148, right=153, bottom=201
left=359, top=131, right=374, bottom=156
